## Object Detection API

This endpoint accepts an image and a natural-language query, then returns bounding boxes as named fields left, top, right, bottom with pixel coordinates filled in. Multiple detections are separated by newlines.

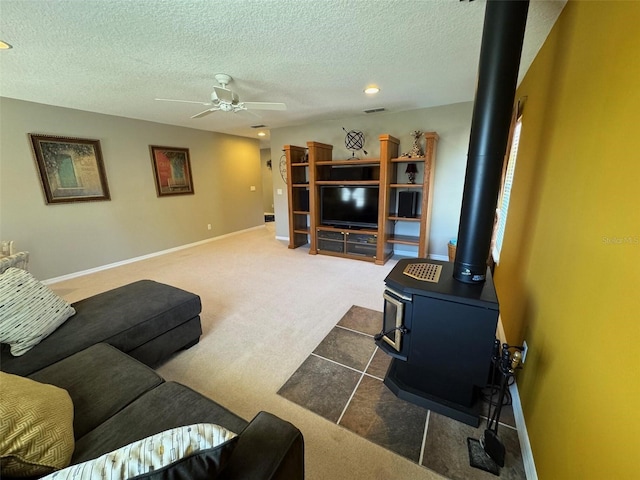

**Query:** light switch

left=277, top=189, right=283, bottom=195
left=250, top=185, right=256, bottom=191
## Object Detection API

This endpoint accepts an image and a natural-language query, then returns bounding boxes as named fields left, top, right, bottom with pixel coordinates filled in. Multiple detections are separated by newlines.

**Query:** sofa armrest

left=219, top=411, right=304, bottom=480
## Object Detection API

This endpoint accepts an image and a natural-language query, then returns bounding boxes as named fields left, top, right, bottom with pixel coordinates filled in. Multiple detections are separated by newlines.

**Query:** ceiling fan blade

left=242, top=102, right=287, bottom=111
left=241, top=108, right=263, bottom=118
left=156, top=98, right=212, bottom=106
left=191, top=108, right=218, bottom=119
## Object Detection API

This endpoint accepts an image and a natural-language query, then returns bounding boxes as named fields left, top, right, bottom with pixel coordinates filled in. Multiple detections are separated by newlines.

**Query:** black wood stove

left=377, top=258, right=498, bottom=426
left=374, top=0, right=530, bottom=427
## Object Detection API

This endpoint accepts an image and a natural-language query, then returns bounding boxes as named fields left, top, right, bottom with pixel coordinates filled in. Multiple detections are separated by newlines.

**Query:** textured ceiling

left=0, top=0, right=565, bottom=146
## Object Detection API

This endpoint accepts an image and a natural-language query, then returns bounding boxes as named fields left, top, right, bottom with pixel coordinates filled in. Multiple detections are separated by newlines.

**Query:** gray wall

left=260, top=148, right=274, bottom=214
left=0, top=98, right=264, bottom=280
left=269, top=102, right=473, bottom=258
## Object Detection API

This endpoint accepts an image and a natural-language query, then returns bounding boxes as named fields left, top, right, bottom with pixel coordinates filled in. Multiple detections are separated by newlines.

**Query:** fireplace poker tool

left=468, top=341, right=523, bottom=475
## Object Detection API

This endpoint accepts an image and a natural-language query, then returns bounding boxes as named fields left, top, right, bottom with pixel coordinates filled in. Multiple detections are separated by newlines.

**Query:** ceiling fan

left=155, top=73, right=286, bottom=118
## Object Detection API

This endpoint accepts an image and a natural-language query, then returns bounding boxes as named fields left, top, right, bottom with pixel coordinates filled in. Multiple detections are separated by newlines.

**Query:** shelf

left=390, top=183, right=422, bottom=188
left=389, top=215, right=421, bottom=222
left=388, top=235, right=420, bottom=246
left=317, top=226, right=377, bottom=235
left=316, top=180, right=380, bottom=186
left=316, top=159, right=380, bottom=166
left=391, top=156, right=426, bottom=163
left=286, top=133, right=436, bottom=264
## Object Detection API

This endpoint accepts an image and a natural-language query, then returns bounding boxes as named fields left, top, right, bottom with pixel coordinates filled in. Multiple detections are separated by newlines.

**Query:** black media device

left=320, top=185, right=379, bottom=229
left=398, top=191, right=419, bottom=218
left=299, top=189, right=310, bottom=211
left=329, top=166, right=375, bottom=181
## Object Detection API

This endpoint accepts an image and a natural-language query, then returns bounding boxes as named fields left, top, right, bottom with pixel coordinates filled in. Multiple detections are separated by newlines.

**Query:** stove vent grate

left=403, top=263, right=442, bottom=283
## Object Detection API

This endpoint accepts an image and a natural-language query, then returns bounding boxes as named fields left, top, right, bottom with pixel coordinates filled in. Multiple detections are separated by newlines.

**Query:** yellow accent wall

left=493, top=1, right=640, bottom=478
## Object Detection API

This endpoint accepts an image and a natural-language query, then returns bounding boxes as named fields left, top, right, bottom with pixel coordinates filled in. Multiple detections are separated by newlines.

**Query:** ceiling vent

left=250, top=124, right=267, bottom=128
left=363, top=107, right=386, bottom=114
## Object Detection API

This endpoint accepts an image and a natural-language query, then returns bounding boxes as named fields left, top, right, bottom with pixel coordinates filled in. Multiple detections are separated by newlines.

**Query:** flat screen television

left=320, top=185, right=379, bottom=229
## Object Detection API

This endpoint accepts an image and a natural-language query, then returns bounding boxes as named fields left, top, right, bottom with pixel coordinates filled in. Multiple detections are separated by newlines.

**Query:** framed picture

left=29, top=134, right=111, bottom=204
left=149, top=145, right=194, bottom=196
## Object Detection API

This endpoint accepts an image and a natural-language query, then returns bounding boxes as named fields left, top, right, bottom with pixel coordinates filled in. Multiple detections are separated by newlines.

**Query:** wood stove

left=377, top=258, right=498, bottom=426
left=373, top=0, right=530, bottom=427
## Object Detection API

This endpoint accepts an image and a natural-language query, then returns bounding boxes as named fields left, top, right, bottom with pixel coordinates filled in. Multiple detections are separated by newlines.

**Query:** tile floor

left=278, top=306, right=526, bottom=480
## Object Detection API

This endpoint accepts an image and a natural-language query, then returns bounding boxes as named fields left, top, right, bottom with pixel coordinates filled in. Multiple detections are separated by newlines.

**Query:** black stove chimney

left=453, top=0, right=529, bottom=284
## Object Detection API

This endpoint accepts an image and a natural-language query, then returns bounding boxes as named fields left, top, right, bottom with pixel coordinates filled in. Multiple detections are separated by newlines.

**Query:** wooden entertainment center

left=285, top=132, right=438, bottom=265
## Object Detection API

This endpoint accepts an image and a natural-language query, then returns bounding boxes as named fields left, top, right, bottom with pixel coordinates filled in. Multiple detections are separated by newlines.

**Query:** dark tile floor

left=278, top=305, right=526, bottom=480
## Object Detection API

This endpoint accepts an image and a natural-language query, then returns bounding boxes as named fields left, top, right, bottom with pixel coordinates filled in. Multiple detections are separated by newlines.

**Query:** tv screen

left=320, top=186, right=379, bottom=229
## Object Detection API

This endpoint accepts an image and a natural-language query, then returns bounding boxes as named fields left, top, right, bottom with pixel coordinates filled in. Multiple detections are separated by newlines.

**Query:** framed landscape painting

left=149, top=145, right=194, bottom=196
left=29, top=134, right=111, bottom=204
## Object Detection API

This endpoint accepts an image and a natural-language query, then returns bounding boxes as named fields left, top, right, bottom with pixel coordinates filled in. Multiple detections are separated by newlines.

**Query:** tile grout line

left=335, top=324, right=375, bottom=338
left=418, top=410, right=430, bottom=466
left=336, top=348, right=378, bottom=425
left=309, top=352, right=365, bottom=375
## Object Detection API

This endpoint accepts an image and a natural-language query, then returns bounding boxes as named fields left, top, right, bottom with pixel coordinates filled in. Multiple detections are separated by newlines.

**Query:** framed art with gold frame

left=29, top=134, right=110, bottom=204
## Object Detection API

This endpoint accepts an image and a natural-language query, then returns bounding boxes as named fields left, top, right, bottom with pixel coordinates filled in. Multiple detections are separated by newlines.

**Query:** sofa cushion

left=0, top=372, right=74, bottom=477
left=41, top=424, right=237, bottom=480
left=1, top=280, right=202, bottom=376
left=0, top=267, right=75, bottom=356
left=29, top=343, right=164, bottom=439
left=72, top=382, right=249, bottom=464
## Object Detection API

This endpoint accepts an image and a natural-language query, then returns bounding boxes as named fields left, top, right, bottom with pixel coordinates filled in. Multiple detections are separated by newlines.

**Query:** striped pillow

left=0, top=267, right=75, bottom=356
left=41, top=424, right=238, bottom=480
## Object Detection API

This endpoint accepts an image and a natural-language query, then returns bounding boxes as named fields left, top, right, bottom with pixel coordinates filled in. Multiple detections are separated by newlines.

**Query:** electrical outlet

left=522, top=340, right=528, bottom=363
left=207, top=224, right=212, bottom=231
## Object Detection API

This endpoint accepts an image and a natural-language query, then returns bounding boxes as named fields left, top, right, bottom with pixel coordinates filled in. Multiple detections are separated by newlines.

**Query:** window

left=492, top=115, right=522, bottom=263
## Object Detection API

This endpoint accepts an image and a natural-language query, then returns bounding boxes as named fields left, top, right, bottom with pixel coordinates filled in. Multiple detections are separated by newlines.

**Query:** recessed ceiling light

left=257, top=132, right=266, bottom=137
left=364, top=86, right=380, bottom=95
left=0, top=40, right=13, bottom=50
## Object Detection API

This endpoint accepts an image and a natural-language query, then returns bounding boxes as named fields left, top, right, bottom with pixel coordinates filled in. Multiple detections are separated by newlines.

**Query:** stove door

left=377, top=288, right=412, bottom=360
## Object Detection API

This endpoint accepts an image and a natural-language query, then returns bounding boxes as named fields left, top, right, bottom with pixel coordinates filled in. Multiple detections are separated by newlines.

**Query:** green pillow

left=0, top=372, right=75, bottom=477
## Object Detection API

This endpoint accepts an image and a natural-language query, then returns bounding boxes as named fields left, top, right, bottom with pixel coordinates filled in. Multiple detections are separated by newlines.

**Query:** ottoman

left=1, top=280, right=202, bottom=376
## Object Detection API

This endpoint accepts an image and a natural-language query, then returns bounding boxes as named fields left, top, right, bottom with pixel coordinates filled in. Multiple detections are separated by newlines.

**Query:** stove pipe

left=453, top=0, right=529, bottom=284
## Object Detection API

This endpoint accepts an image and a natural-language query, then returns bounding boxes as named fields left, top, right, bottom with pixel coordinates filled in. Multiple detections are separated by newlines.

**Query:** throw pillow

left=0, top=372, right=75, bottom=477
left=41, top=423, right=238, bottom=480
left=0, top=267, right=75, bottom=356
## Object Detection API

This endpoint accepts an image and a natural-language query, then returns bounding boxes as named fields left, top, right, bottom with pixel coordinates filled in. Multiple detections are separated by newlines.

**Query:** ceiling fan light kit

left=156, top=73, right=286, bottom=119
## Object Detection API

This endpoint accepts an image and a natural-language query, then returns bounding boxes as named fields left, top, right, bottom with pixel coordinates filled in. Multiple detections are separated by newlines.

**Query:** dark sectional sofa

left=1, top=279, right=304, bottom=479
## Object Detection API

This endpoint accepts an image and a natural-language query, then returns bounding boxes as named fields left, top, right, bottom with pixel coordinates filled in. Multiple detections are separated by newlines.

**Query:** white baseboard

left=275, top=235, right=289, bottom=242
left=510, top=381, right=537, bottom=480
left=42, top=225, right=265, bottom=285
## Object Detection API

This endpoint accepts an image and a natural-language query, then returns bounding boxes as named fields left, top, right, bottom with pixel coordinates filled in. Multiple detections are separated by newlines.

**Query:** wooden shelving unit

left=284, top=145, right=311, bottom=249
left=285, top=132, right=438, bottom=264
left=382, top=132, right=438, bottom=258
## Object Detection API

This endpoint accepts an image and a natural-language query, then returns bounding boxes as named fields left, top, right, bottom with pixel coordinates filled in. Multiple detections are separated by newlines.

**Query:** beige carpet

left=50, top=224, right=447, bottom=480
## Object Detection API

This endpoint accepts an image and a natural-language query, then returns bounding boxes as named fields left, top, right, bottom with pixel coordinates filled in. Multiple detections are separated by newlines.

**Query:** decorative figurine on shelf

left=400, top=130, right=424, bottom=158
left=405, top=163, right=418, bottom=184
left=409, top=130, right=423, bottom=157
